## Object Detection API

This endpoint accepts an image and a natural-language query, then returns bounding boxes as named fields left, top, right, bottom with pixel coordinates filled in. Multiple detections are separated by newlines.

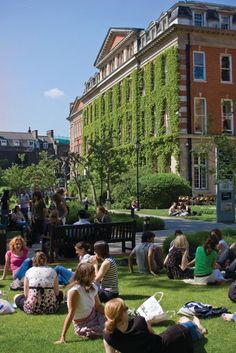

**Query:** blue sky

left=1, top=0, right=235, bottom=137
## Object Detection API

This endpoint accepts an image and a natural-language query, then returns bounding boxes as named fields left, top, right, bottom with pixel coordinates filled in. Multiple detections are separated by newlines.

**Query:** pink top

left=6, top=248, right=29, bottom=276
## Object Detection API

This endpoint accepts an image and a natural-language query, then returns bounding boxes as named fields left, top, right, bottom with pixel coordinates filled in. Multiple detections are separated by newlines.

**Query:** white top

left=68, top=283, right=98, bottom=320
left=73, top=219, right=90, bottom=225
left=25, top=266, right=56, bottom=287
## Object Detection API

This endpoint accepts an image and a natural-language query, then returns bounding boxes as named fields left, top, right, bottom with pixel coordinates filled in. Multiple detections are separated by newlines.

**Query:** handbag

left=136, top=292, right=168, bottom=324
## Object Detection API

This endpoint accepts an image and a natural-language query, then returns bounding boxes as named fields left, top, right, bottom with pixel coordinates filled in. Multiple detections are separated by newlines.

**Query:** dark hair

left=94, top=240, right=109, bottom=258
left=75, top=241, right=89, bottom=252
left=142, top=231, right=155, bottom=242
left=33, top=191, right=42, bottom=201
left=204, top=236, right=219, bottom=255
left=68, top=262, right=95, bottom=290
left=210, top=228, right=222, bottom=241
left=175, top=229, right=183, bottom=236
left=78, top=209, right=89, bottom=219
left=13, top=205, right=20, bottom=213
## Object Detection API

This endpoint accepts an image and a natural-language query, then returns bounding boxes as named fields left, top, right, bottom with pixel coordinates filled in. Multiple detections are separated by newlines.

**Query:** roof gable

left=94, top=27, right=142, bottom=67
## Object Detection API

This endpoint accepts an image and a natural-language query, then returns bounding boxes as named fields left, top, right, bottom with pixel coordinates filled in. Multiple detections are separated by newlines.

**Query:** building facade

left=68, top=1, right=236, bottom=195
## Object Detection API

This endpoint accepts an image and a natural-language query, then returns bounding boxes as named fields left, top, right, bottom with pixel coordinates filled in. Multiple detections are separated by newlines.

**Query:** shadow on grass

left=194, top=337, right=208, bottom=353
left=120, top=294, right=149, bottom=300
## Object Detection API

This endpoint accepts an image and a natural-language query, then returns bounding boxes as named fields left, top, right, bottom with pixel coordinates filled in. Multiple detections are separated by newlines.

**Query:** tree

left=87, top=131, right=127, bottom=204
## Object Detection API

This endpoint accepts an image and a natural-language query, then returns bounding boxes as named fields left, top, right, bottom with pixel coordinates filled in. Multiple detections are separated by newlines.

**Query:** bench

left=41, top=221, right=136, bottom=262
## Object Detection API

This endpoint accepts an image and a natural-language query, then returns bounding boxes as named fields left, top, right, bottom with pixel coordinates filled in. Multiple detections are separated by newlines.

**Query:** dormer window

left=194, top=12, right=204, bottom=27
left=28, top=140, right=34, bottom=147
left=43, top=142, right=48, bottom=149
left=221, top=15, right=230, bottom=29
left=0, top=139, right=7, bottom=146
left=162, top=17, right=168, bottom=31
left=13, top=140, right=20, bottom=146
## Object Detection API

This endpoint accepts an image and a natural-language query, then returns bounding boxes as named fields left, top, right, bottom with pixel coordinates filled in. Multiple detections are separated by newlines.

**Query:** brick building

left=68, top=1, right=236, bottom=195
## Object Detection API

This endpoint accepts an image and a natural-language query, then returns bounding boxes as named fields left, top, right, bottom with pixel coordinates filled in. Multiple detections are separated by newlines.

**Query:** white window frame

left=194, top=97, right=207, bottom=134
left=0, top=139, right=7, bottom=146
left=221, top=99, right=234, bottom=135
left=220, top=54, right=232, bottom=83
left=194, top=155, right=208, bottom=189
left=194, top=11, right=204, bottom=27
left=220, top=15, right=230, bottom=30
left=13, top=140, right=20, bottom=146
left=43, top=142, right=48, bottom=149
left=193, top=51, right=206, bottom=81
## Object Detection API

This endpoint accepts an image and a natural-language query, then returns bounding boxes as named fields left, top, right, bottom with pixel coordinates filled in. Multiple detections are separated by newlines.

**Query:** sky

left=1, top=0, right=236, bottom=137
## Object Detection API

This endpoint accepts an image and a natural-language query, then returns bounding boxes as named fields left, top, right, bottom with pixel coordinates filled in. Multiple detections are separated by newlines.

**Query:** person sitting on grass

left=103, top=298, right=207, bottom=353
left=55, top=263, right=105, bottom=343
left=14, top=251, right=63, bottom=314
left=164, top=234, right=193, bottom=280
left=1, top=236, right=30, bottom=281
left=55, top=241, right=92, bottom=286
left=90, top=241, right=119, bottom=303
left=128, top=231, right=163, bottom=276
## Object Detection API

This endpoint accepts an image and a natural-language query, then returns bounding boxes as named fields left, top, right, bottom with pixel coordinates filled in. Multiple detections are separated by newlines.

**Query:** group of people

left=168, top=202, right=191, bottom=217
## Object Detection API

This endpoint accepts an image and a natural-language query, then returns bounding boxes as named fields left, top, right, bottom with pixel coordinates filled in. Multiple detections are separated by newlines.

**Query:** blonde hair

left=173, top=234, right=189, bottom=249
left=104, top=298, right=126, bottom=333
left=33, top=252, right=47, bottom=267
left=9, top=236, right=26, bottom=252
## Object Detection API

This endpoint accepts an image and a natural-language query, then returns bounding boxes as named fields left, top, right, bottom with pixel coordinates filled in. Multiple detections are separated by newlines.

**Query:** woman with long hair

left=1, top=236, right=29, bottom=280
left=193, top=233, right=222, bottom=284
left=103, top=298, right=206, bottom=353
left=55, top=263, right=104, bottom=343
left=14, top=251, right=62, bottom=314
left=91, top=241, right=118, bottom=303
left=165, top=234, right=193, bottom=279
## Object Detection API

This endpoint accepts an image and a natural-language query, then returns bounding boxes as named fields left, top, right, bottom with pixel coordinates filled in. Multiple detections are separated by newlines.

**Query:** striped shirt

left=102, top=257, right=118, bottom=293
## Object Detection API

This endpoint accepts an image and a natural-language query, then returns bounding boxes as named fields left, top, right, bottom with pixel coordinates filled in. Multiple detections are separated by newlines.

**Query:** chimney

left=47, top=130, right=54, bottom=138
left=32, top=130, right=38, bottom=139
left=28, top=126, right=31, bottom=133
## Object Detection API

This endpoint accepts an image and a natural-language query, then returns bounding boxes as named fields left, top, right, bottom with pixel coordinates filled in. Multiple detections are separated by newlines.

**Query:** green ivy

left=83, top=46, right=180, bottom=171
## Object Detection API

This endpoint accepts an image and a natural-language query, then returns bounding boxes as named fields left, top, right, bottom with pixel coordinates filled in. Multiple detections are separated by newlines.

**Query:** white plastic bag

left=137, top=292, right=168, bottom=324
left=0, top=299, right=15, bottom=314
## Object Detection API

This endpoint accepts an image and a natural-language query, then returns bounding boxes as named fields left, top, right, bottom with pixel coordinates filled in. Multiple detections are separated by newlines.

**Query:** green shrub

left=139, top=173, right=191, bottom=209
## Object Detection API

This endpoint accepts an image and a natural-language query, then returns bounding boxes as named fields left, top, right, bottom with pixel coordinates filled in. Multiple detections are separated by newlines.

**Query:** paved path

left=109, top=215, right=236, bottom=255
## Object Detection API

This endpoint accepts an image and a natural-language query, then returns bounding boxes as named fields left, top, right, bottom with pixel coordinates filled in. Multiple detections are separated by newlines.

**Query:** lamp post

left=135, top=139, right=140, bottom=211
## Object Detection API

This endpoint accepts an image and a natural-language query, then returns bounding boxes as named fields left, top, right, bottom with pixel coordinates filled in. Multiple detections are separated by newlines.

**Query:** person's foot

left=193, top=316, right=207, bottom=334
left=221, top=313, right=233, bottom=321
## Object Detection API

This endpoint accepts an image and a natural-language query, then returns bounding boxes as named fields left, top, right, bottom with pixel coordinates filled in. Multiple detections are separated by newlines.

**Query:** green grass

left=115, top=206, right=218, bottom=222
left=1, top=262, right=236, bottom=353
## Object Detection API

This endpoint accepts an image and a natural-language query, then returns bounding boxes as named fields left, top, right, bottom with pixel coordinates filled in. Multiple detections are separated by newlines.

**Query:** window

left=193, top=52, right=205, bottom=81
left=222, top=99, right=233, bottom=134
left=220, top=55, right=232, bottom=82
left=194, top=98, right=207, bottom=134
left=194, top=12, right=204, bottom=27
left=162, top=56, right=167, bottom=83
left=43, top=142, right=48, bottom=149
left=151, top=105, right=157, bottom=136
left=28, top=140, right=34, bottom=147
left=150, top=62, right=155, bottom=91
left=194, top=155, right=207, bottom=189
left=140, top=111, right=145, bottom=137
left=164, top=111, right=169, bottom=134
left=221, top=15, right=230, bottom=29
left=127, top=77, right=132, bottom=102
left=0, top=139, right=7, bottom=146
left=13, top=140, right=20, bottom=146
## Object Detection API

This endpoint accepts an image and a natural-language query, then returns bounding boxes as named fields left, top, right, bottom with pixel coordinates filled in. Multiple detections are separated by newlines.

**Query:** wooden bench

left=41, top=221, right=136, bottom=262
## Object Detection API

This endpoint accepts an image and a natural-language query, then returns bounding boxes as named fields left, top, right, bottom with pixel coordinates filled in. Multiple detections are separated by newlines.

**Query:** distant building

left=0, top=128, right=69, bottom=169
left=68, top=1, right=236, bottom=196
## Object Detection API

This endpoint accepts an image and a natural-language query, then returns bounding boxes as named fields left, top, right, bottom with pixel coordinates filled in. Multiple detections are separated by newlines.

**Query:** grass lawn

left=1, top=262, right=236, bottom=353
left=114, top=205, right=218, bottom=222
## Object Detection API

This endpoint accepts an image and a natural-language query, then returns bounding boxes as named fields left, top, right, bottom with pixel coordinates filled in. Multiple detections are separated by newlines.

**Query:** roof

left=0, top=131, right=36, bottom=140
left=94, top=27, right=143, bottom=67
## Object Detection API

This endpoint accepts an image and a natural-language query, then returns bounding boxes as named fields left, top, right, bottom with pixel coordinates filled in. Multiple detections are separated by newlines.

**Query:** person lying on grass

left=221, top=313, right=236, bottom=322
left=55, top=262, right=105, bottom=343
left=103, top=298, right=207, bottom=353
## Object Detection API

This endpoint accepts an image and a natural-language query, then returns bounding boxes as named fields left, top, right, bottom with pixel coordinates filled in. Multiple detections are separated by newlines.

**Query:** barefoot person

left=103, top=298, right=207, bottom=353
left=55, top=263, right=104, bottom=343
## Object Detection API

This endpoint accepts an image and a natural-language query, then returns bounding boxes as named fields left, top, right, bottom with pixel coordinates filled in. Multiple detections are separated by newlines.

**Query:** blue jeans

left=54, top=265, right=73, bottom=285
left=14, top=258, right=32, bottom=280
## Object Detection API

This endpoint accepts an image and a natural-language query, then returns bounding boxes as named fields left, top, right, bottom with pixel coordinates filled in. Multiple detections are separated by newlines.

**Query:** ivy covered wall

left=83, top=46, right=180, bottom=172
